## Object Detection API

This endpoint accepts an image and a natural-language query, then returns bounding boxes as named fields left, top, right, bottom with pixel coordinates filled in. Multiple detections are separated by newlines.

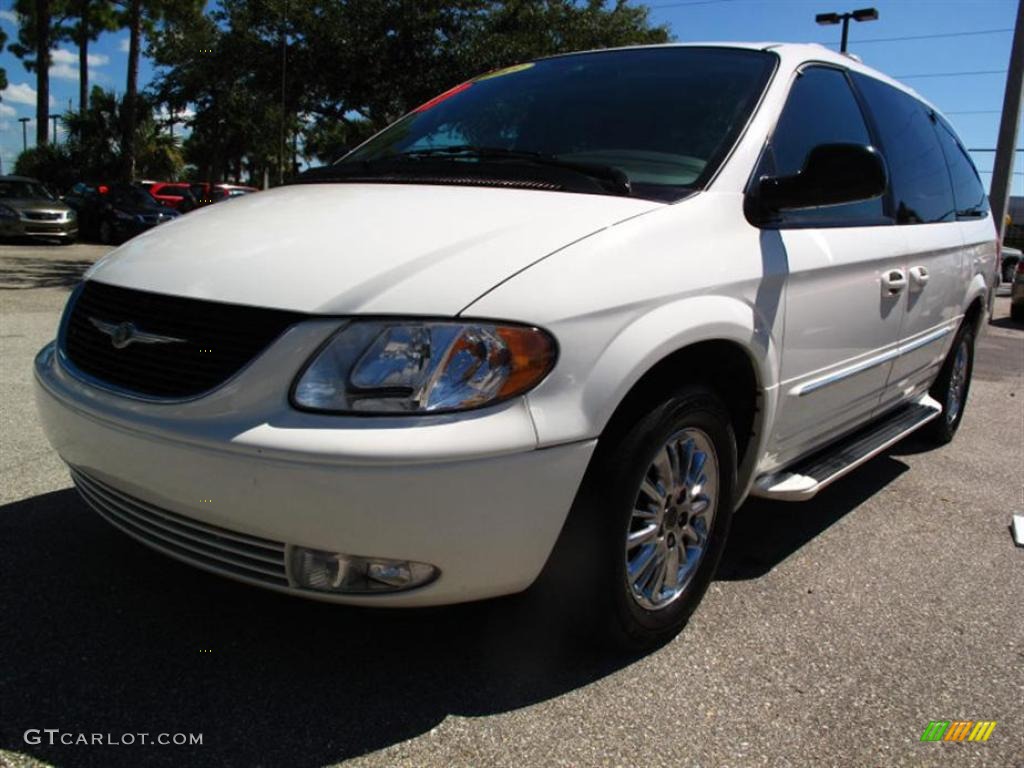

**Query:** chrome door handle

left=908, top=265, right=929, bottom=289
left=881, top=268, right=907, bottom=295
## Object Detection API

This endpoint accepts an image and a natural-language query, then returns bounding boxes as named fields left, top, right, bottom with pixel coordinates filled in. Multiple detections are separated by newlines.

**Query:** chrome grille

left=23, top=210, right=64, bottom=221
left=70, top=467, right=289, bottom=587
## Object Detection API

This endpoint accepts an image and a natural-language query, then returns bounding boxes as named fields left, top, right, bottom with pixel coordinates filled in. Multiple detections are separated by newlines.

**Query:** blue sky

left=0, top=0, right=1021, bottom=194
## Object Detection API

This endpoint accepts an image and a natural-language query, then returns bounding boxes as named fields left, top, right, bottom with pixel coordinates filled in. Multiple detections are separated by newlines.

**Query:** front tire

left=552, top=388, right=737, bottom=651
left=922, top=321, right=975, bottom=444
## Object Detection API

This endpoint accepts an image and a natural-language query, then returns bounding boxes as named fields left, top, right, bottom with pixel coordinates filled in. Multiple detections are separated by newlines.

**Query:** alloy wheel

left=625, top=428, right=719, bottom=611
left=946, top=338, right=968, bottom=424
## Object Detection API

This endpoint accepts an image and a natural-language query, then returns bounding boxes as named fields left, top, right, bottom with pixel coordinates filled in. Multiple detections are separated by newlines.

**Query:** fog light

left=288, top=546, right=438, bottom=594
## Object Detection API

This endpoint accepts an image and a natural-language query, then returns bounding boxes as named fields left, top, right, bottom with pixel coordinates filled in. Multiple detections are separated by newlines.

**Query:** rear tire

left=98, top=220, right=113, bottom=245
left=1002, top=260, right=1017, bottom=284
left=922, top=321, right=974, bottom=445
left=546, top=387, right=736, bottom=652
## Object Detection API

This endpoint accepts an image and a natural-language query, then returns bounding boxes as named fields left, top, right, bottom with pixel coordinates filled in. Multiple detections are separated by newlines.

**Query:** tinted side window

left=766, top=66, right=885, bottom=225
left=933, top=116, right=989, bottom=218
left=852, top=74, right=955, bottom=224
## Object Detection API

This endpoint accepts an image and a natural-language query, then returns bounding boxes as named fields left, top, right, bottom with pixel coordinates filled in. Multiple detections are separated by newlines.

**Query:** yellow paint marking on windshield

left=476, top=63, right=535, bottom=81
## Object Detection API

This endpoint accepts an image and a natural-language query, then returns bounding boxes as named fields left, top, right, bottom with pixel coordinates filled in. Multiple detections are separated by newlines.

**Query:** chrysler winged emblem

left=88, top=318, right=187, bottom=349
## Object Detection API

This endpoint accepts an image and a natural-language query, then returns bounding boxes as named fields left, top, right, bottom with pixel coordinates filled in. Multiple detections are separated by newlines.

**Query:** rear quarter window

left=933, top=116, right=989, bottom=219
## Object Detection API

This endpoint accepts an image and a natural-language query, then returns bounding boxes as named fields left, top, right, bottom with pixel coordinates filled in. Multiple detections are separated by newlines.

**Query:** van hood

left=85, top=183, right=661, bottom=315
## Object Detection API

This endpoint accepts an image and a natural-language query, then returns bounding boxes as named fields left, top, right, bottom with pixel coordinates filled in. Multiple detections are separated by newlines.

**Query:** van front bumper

left=34, top=341, right=595, bottom=606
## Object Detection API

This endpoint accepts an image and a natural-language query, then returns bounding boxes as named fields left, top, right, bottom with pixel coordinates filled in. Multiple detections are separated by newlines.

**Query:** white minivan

left=35, top=43, right=996, bottom=648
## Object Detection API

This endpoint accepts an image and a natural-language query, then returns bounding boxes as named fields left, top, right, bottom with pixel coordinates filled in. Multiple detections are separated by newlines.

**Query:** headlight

left=65, top=209, right=76, bottom=220
left=0, top=204, right=17, bottom=220
left=292, top=320, right=557, bottom=414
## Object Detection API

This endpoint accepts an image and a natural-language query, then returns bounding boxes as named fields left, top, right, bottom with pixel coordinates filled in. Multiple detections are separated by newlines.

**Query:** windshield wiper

left=381, top=145, right=632, bottom=196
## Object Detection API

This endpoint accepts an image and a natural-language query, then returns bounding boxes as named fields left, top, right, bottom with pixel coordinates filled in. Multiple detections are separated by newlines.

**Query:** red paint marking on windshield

left=413, top=81, right=473, bottom=113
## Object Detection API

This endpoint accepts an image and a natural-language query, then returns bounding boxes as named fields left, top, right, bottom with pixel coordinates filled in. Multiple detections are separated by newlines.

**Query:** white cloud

left=2, top=82, right=39, bottom=106
left=0, top=9, right=19, bottom=25
left=50, top=47, right=109, bottom=67
left=50, top=63, right=79, bottom=81
left=0, top=103, right=15, bottom=118
left=155, top=105, right=195, bottom=125
left=1, top=82, right=57, bottom=108
left=47, top=48, right=109, bottom=84
left=118, top=37, right=131, bottom=53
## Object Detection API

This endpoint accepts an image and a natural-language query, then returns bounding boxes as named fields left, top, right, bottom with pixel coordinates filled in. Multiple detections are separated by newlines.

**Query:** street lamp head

left=852, top=7, right=879, bottom=22
left=815, top=12, right=841, bottom=25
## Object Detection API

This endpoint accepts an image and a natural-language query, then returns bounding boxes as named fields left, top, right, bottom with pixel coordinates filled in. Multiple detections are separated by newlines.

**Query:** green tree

left=0, top=26, right=8, bottom=96
left=60, top=86, right=184, bottom=181
left=110, top=0, right=201, bottom=178
left=8, top=0, right=70, bottom=146
left=14, top=142, right=77, bottom=188
left=59, top=0, right=119, bottom=113
left=149, top=0, right=670, bottom=180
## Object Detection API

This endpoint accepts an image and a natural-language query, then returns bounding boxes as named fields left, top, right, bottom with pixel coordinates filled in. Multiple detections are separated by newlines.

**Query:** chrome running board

left=753, top=395, right=943, bottom=501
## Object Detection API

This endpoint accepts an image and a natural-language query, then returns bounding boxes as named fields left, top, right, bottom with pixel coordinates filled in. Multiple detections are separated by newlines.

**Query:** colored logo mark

left=920, top=721, right=997, bottom=742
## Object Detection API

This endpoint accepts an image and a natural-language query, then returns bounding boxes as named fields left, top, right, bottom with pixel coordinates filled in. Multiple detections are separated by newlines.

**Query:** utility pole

left=18, top=117, right=30, bottom=152
left=816, top=8, right=879, bottom=53
left=50, top=115, right=59, bottom=143
left=990, top=0, right=1024, bottom=245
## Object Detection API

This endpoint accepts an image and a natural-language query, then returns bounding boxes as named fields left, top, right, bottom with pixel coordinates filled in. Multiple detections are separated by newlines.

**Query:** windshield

left=343, top=47, right=776, bottom=201
left=0, top=180, right=55, bottom=200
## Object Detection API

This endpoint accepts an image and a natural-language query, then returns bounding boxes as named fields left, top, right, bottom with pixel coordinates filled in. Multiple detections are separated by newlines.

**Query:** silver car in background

left=0, top=176, right=78, bottom=243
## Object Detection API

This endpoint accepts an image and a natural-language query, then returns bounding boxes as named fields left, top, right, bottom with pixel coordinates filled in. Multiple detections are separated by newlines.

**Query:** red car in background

left=190, top=182, right=259, bottom=206
left=145, top=182, right=200, bottom=212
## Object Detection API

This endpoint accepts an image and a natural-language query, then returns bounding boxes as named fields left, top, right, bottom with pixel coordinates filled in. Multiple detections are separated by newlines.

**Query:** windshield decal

left=475, top=62, right=535, bottom=82
left=413, top=81, right=474, bottom=113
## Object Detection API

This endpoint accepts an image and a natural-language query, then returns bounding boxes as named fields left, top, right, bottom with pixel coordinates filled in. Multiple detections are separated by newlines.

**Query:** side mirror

left=758, top=143, right=887, bottom=214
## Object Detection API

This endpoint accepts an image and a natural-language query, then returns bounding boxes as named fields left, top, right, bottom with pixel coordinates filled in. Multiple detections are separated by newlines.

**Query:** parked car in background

left=35, top=44, right=996, bottom=650
left=1000, top=245, right=1021, bottom=284
left=1011, top=259, right=1024, bottom=322
left=63, top=182, right=180, bottom=244
left=190, top=182, right=259, bottom=206
left=146, top=182, right=201, bottom=213
left=0, top=175, right=78, bottom=244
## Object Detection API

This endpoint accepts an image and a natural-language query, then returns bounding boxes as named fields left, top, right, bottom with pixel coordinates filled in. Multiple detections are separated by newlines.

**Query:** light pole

left=18, top=117, right=30, bottom=152
left=816, top=7, right=879, bottom=53
left=50, top=115, right=59, bottom=144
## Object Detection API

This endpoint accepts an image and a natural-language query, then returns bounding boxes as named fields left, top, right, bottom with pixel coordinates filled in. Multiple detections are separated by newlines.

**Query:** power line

left=893, top=69, right=1006, bottom=79
left=647, top=0, right=740, bottom=8
left=821, top=27, right=1013, bottom=45
left=945, top=110, right=1002, bottom=115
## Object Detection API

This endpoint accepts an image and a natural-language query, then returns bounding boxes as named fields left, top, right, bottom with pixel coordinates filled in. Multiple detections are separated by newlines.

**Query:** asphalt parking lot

left=1, top=241, right=1021, bottom=768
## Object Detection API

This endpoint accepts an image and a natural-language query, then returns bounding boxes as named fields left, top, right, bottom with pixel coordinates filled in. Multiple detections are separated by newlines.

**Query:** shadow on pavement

left=0, top=488, right=635, bottom=767
left=988, top=315, right=1022, bottom=331
left=720, top=454, right=908, bottom=580
left=0, top=255, right=91, bottom=290
left=1, top=452, right=909, bottom=766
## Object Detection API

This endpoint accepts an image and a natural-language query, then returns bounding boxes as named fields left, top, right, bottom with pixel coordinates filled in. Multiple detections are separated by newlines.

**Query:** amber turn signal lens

left=496, top=326, right=558, bottom=398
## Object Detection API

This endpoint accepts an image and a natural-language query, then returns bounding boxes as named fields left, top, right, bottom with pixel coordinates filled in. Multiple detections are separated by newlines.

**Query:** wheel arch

left=581, top=296, right=779, bottom=502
